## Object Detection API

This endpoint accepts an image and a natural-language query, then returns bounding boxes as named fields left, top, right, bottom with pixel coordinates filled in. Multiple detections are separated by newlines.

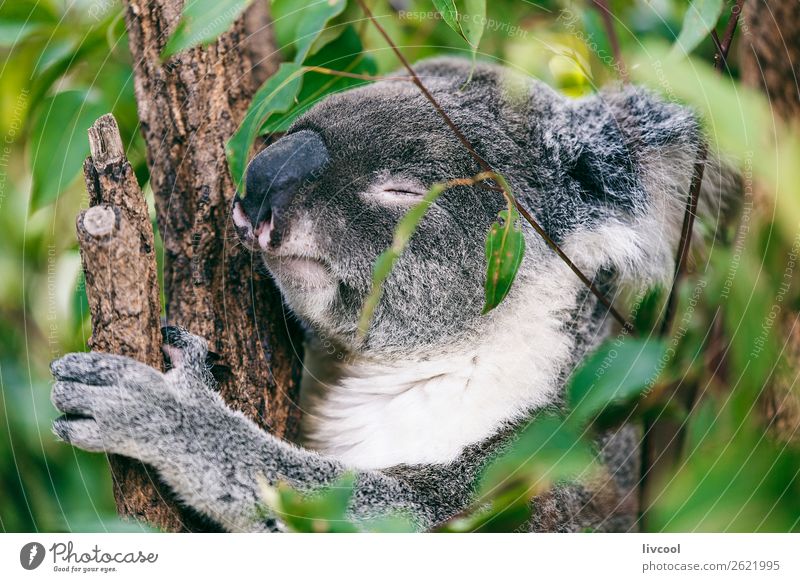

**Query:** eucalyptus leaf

left=567, top=337, right=666, bottom=427
left=479, top=415, right=596, bottom=500
left=436, top=499, right=531, bottom=533
left=292, top=0, right=346, bottom=64
left=432, top=0, right=460, bottom=36
left=225, top=62, right=305, bottom=190
left=669, top=0, right=724, bottom=60
left=0, top=0, right=57, bottom=46
left=649, top=423, right=800, bottom=532
left=267, top=473, right=359, bottom=533
left=261, top=26, right=377, bottom=134
left=431, top=0, right=486, bottom=60
left=162, top=0, right=253, bottom=58
left=358, top=182, right=449, bottom=336
left=459, top=0, right=486, bottom=52
left=29, top=90, right=107, bottom=210
left=482, top=207, right=525, bottom=314
left=719, top=247, right=779, bottom=422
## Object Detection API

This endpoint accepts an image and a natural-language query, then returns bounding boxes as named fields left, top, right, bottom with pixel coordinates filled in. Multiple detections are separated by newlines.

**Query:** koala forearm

left=50, top=340, right=440, bottom=532
left=142, top=404, right=430, bottom=532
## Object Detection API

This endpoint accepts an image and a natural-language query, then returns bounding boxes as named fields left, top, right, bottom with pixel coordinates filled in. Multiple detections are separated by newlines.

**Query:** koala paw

left=50, top=328, right=226, bottom=463
left=162, top=325, right=227, bottom=384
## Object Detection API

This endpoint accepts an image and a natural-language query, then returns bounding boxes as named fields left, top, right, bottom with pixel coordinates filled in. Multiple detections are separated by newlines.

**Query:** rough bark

left=739, top=0, right=800, bottom=121
left=74, top=1, right=303, bottom=531
left=120, top=2, right=303, bottom=454
left=78, top=114, right=185, bottom=530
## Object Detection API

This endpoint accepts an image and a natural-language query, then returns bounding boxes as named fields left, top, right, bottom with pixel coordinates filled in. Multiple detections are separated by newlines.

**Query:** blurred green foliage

left=2, top=0, right=799, bottom=533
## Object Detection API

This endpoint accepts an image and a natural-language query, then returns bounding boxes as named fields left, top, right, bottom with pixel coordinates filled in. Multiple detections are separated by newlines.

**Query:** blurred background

left=1, top=0, right=799, bottom=532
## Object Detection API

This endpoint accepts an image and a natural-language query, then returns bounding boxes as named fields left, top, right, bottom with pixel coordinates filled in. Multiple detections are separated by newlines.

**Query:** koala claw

left=52, top=415, right=104, bottom=452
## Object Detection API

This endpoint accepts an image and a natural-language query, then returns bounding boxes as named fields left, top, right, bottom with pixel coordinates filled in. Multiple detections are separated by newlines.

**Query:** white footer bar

left=1, top=533, right=797, bottom=581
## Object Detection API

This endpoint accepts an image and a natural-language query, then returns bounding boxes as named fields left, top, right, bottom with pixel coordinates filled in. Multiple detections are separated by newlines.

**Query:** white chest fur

left=298, top=264, right=584, bottom=470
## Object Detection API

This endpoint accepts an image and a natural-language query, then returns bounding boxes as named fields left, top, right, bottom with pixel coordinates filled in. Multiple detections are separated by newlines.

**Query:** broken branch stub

left=77, top=113, right=187, bottom=531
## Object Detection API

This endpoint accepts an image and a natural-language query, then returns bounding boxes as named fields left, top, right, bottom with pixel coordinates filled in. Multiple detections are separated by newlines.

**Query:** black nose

left=237, top=129, right=329, bottom=230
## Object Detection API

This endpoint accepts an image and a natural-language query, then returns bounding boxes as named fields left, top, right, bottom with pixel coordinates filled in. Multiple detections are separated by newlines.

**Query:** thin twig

left=659, top=141, right=707, bottom=336
left=590, top=0, right=629, bottom=82
left=710, top=29, right=724, bottom=67
left=659, top=0, right=744, bottom=336
left=356, top=0, right=635, bottom=334
left=303, top=66, right=412, bottom=82
left=714, top=0, right=745, bottom=72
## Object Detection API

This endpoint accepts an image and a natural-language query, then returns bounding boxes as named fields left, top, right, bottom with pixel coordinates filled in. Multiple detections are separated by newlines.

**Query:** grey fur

left=51, top=58, right=740, bottom=532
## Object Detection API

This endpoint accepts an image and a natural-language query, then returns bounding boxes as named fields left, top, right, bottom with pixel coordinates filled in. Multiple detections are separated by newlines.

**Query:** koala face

left=233, top=60, right=522, bottom=356
left=233, top=58, right=733, bottom=358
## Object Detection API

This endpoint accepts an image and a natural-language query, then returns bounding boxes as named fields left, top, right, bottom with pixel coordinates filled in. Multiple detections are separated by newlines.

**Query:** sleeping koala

left=50, top=58, right=739, bottom=532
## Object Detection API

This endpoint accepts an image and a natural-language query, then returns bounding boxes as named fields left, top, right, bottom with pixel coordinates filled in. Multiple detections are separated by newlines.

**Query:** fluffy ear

left=557, top=86, right=742, bottom=288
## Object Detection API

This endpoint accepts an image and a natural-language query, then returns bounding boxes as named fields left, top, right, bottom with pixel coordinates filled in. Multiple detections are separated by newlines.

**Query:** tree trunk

left=739, top=0, right=800, bottom=121
left=739, top=0, right=800, bottom=442
left=77, top=1, right=304, bottom=531
left=121, top=0, right=303, bottom=441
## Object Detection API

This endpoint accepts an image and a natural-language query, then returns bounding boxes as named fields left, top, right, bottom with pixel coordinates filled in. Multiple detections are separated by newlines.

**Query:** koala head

left=232, top=58, right=738, bottom=359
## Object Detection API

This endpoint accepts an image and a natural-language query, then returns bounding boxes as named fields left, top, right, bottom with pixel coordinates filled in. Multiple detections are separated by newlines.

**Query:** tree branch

left=659, top=141, right=708, bottom=336
left=78, top=1, right=302, bottom=531
left=78, top=114, right=186, bottom=530
left=660, top=1, right=744, bottom=336
left=715, top=0, right=745, bottom=72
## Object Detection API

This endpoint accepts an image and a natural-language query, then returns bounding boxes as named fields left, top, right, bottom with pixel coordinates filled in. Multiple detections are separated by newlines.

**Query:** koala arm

left=50, top=330, right=432, bottom=532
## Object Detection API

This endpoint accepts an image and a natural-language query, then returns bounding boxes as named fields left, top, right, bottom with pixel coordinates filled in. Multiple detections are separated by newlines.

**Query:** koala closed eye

left=363, top=177, right=428, bottom=205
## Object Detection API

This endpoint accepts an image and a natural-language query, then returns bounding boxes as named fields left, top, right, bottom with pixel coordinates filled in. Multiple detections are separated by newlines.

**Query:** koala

left=51, top=58, right=739, bottom=532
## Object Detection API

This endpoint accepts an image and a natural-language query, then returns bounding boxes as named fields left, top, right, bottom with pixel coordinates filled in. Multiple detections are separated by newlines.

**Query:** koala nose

left=232, top=130, right=328, bottom=249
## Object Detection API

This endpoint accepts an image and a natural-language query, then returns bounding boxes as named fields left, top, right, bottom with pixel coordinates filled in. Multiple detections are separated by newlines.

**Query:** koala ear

left=557, top=86, right=742, bottom=289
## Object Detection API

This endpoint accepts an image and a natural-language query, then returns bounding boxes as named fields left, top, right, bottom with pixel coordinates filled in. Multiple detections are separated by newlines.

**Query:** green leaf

left=482, top=207, right=525, bottom=314
left=431, top=0, right=485, bottom=60
left=29, top=90, right=107, bottom=210
left=649, top=422, right=800, bottom=532
left=479, top=415, right=596, bottom=502
left=261, top=25, right=377, bottom=134
left=682, top=395, right=719, bottom=456
left=360, top=514, right=418, bottom=533
left=718, top=246, right=779, bottom=423
left=161, top=0, right=253, bottom=59
left=263, top=474, right=360, bottom=533
left=459, top=0, right=485, bottom=52
left=567, top=337, right=666, bottom=427
left=270, top=0, right=305, bottom=57
left=272, top=0, right=346, bottom=64
left=293, top=0, right=346, bottom=63
left=358, top=182, right=450, bottom=336
left=432, top=0, right=460, bottom=36
left=669, top=0, right=724, bottom=60
left=29, top=31, right=108, bottom=109
left=436, top=499, right=532, bottom=533
left=0, top=0, right=57, bottom=47
left=225, top=62, right=305, bottom=190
